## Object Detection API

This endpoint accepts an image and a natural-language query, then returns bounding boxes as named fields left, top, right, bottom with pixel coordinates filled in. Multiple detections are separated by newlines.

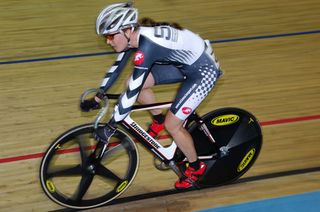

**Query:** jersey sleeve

left=112, top=66, right=150, bottom=122
left=99, top=49, right=133, bottom=92
left=112, top=36, right=155, bottom=122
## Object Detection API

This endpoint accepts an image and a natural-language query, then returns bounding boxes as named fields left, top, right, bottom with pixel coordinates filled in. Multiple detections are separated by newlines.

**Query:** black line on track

left=2, top=30, right=320, bottom=65
left=50, top=166, right=320, bottom=211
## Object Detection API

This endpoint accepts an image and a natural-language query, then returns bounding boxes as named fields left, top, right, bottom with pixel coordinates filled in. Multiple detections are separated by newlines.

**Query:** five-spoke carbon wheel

left=39, top=124, right=139, bottom=209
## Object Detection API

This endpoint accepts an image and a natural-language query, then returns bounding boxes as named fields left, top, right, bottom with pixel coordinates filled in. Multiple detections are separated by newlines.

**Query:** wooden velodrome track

left=0, top=0, right=319, bottom=211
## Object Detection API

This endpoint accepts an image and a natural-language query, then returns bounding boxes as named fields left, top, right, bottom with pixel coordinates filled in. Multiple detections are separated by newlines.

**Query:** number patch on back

left=154, top=26, right=178, bottom=42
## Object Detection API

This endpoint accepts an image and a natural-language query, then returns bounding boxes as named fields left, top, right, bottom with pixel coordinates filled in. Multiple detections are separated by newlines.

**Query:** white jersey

left=138, top=27, right=205, bottom=65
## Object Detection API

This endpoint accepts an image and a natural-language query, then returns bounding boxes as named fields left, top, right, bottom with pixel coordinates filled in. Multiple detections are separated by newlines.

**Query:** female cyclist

left=80, top=2, right=221, bottom=190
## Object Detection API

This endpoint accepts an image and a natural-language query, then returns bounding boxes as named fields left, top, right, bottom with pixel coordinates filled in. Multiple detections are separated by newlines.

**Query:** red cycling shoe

left=175, top=161, right=206, bottom=190
left=147, top=119, right=165, bottom=138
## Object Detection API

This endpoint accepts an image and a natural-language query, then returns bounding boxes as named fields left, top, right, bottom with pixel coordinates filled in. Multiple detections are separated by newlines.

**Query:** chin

left=115, top=46, right=127, bottom=52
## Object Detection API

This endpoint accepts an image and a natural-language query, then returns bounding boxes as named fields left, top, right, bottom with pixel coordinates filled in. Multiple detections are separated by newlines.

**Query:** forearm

left=99, top=49, right=133, bottom=92
left=112, top=66, right=150, bottom=122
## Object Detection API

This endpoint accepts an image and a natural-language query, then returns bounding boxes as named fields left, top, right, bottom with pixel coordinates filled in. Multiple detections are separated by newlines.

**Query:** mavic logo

left=237, top=148, right=256, bottom=172
left=211, top=114, right=240, bottom=126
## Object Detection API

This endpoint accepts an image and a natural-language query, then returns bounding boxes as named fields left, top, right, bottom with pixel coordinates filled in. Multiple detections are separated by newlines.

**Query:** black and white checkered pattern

left=194, top=64, right=218, bottom=101
left=172, top=54, right=221, bottom=120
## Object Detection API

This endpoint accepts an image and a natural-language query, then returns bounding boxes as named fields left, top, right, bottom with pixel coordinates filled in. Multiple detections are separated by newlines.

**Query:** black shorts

left=151, top=64, right=185, bottom=85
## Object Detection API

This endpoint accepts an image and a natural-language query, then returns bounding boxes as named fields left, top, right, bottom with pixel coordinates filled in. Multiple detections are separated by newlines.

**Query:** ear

left=124, top=28, right=132, bottom=37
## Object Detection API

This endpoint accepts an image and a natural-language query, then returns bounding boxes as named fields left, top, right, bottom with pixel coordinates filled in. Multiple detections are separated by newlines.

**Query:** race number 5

left=154, top=26, right=171, bottom=40
left=154, top=26, right=179, bottom=42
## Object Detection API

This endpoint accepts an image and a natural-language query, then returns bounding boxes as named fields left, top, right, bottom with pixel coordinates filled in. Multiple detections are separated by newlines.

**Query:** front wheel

left=188, top=107, right=263, bottom=186
left=39, top=124, right=139, bottom=210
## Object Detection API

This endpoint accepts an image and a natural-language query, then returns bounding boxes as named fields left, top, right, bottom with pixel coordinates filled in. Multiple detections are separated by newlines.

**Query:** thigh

left=170, top=62, right=221, bottom=120
left=151, top=64, right=185, bottom=85
left=142, top=72, right=156, bottom=89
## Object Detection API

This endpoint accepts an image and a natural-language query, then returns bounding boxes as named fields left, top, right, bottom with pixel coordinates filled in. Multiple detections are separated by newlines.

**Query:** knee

left=164, top=116, right=183, bottom=136
left=143, top=73, right=155, bottom=89
left=164, top=120, right=177, bottom=135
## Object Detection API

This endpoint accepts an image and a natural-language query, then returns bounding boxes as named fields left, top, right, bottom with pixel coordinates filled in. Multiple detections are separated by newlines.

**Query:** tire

left=39, top=123, right=139, bottom=209
left=188, top=108, right=263, bottom=186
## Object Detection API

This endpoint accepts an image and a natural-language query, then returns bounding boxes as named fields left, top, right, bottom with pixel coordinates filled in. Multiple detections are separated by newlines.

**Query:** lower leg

left=165, top=111, right=198, bottom=163
left=137, top=74, right=165, bottom=137
left=137, top=73, right=162, bottom=116
left=166, top=112, right=206, bottom=189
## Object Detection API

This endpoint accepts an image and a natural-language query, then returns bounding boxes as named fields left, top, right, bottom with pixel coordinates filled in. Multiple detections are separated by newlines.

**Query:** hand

left=93, top=123, right=116, bottom=143
left=80, top=98, right=100, bottom=112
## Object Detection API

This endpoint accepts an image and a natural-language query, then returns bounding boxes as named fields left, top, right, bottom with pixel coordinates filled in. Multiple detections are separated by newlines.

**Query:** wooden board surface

left=0, top=0, right=319, bottom=211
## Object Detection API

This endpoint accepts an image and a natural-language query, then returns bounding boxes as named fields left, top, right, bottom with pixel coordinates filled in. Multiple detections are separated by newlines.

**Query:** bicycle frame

left=120, top=101, right=217, bottom=159
left=121, top=102, right=178, bottom=162
left=86, top=91, right=217, bottom=176
left=116, top=100, right=220, bottom=178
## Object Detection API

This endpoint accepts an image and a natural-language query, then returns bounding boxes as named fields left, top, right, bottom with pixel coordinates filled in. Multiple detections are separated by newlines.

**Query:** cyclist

left=80, top=2, right=221, bottom=190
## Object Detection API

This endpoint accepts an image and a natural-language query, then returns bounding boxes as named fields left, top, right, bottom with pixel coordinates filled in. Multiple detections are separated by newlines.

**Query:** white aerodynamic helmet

left=96, top=2, right=138, bottom=35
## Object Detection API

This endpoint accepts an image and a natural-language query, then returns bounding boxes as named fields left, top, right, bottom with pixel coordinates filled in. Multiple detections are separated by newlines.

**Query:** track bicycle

left=39, top=89, right=263, bottom=210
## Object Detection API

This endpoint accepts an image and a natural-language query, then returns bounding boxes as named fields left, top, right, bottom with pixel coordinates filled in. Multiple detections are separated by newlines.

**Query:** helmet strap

left=121, top=29, right=132, bottom=49
left=121, top=27, right=135, bottom=49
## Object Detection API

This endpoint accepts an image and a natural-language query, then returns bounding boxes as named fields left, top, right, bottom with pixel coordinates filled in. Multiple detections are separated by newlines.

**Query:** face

left=104, top=32, right=128, bottom=52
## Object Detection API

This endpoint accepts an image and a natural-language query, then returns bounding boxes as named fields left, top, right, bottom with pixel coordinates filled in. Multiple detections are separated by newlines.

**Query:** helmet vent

left=99, top=21, right=106, bottom=33
left=96, top=3, right=138, bottom=35
left=130, top=13, right=136, bottom=22
left=107, top=16, right=122, bottom=30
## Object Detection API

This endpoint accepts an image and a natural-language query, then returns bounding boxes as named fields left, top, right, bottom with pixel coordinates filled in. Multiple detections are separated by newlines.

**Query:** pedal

left=153, top=156, right=170, bottom=171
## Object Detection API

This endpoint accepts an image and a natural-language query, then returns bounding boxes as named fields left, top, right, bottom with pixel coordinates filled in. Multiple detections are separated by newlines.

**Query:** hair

left=138, top=17, right=183, bottom=30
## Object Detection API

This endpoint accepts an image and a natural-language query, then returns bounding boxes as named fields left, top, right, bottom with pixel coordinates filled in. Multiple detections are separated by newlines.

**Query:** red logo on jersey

left=182, top=107, right=192, bottom=115
left=134, top=51, right=145, bottom=65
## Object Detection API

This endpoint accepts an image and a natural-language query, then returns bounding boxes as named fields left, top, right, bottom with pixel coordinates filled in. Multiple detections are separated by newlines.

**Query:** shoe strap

left=180, top=176, right=200, bottom=189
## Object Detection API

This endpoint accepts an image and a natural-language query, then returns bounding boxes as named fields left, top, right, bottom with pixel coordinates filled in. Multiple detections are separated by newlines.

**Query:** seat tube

left=192, top=113, right=217, bottom=144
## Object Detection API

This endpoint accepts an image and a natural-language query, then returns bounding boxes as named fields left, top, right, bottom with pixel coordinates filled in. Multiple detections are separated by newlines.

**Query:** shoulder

left=138, top=26, right=175, bottom=47
left=135, top=27, right=158, bottom=54
left=138, top=27, right=155, bottom=38
left=137, top=27, right=156, bottom=47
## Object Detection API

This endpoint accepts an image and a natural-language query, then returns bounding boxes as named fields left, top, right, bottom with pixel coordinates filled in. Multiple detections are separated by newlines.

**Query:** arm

left=112, top=65, right=151, bottom=122
left=80, top=49, right=133, bottom=112
left=93, top=64, right=152, bottom=143
left=110, top=32, right=174, bottom=123
left=111, top=38, right=155, bottom=122
left=99, top=49, right=134, bottom=93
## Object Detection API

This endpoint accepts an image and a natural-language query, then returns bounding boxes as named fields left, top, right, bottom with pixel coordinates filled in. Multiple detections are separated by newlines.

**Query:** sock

left=152, top=113, right=165, bottom=124
left=189, top=159, right=200, bottom=170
